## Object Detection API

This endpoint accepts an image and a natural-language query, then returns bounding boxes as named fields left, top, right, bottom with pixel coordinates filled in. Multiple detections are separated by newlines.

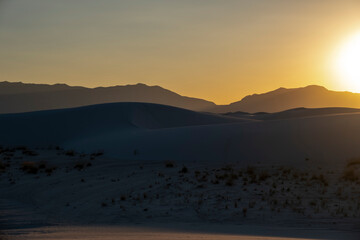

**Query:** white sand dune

left=1, top=102, right=360, bottom=167
left=0, top=102, right=246, bottom=146
left=1, top=103, right=360, bottom=239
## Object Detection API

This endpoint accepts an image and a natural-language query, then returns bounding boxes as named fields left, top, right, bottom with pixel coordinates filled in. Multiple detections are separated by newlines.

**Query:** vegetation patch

left=20, top=161, right=39, bottom=174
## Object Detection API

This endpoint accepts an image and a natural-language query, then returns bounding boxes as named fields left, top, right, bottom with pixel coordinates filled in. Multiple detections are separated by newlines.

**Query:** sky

left=1, top=0, right=360, bottom=104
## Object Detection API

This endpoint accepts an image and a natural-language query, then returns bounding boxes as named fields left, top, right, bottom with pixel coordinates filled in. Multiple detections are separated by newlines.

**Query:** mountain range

left=1, top=81, right=360, bottom=114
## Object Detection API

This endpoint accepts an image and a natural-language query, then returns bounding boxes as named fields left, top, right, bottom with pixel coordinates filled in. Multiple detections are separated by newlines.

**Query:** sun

left=334, top=31, right=360, bottom=92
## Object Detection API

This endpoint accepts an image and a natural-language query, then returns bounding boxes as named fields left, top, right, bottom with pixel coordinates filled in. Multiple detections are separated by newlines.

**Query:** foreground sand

left=2, top=224, right=360, bottom=240
left=1, top=147, right=360, bottom=240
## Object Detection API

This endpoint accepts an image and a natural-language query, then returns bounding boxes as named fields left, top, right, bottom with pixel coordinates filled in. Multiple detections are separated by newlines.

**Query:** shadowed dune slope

left=224, top=107, right=360, bottom=120
left=1, top=102, right=360, bottom=167
left=0, top=102, right=245, bottom=146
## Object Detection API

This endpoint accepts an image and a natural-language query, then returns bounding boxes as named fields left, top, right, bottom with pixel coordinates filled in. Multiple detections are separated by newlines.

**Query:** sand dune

left=224, top=107, right=360, bottom=120
left=1, top=103, right=360, bottom=239
left=1, top=103, right=360, bottom=167
left=0, top=102, right=244, bottom=147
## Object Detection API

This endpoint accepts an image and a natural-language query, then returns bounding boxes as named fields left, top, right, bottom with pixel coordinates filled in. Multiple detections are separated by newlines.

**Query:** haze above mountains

left=2, top=81, right=360, bottom=114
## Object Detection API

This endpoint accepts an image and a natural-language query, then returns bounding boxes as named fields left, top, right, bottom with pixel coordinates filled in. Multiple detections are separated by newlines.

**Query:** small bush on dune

left=91, top=150, right=104, bottom=157
left=225, top=178, right=235, bottom=186
left=21, top=161, right=39, bottom=174
left=347, top=158, right=360, bottom=167
left=242, top=207, right=247, bottom=217
left=0, top=161, right=7, bottom=171
left=342, top=159, right=360, bottom=182
left=165, top=161, right=175, bottom=168
left=64, top=150, right=76, bottom=156
left=246, top=166, right=255, bottom=176
left=310, top=174, right=329, bottom=186
left=258, top=171, right=270, bottom=182
left=38, top=161, right=47, bottom=169
left=15, top=146, right=27, bottom=151
left=22, top=149, right=38, bottom=156
left=179, top=166, right=188, bottom=174
left=120, top=195, right=126, bottom=201
left=342, top=169, right=359, bottom=182
left=45, top=167, right=57, bottom=176
left=74, top=162, right=85, bottom=170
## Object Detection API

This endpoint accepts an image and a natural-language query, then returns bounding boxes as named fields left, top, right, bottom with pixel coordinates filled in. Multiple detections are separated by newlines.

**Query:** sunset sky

left=1, top=0, right=360, bottom=104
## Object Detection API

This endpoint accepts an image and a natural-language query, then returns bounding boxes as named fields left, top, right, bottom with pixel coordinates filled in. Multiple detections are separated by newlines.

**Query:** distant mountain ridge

left=0, top=81, right=215, bottom=113
left=2, top=81, right=360, bottom=114
left=209, top=85, right=360, bottom=113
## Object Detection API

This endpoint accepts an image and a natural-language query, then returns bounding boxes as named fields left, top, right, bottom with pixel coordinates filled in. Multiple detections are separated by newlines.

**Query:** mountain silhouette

left=0, top=81, right=215, bottom=113
left=209, top=85, right=360, bottom=113
left=2, top=82, right=360, bottom=114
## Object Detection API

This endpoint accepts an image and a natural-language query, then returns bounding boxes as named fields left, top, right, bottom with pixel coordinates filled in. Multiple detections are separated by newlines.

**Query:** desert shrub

left=347, top=158, right=360, bottom=167
left=196, top=173, right=208, bottom=182
left=211, top=179, right=220, bottom=184
left=21, top=161, right=39, bottom=174
left=165, top=161, right=175, bottom=168
left=73, top=161, right=91, bottom=171
left=22, top=149, right=38, bottom=156
left=74, top=163, right=84, bottom=170
left=0, top=161, right=8, bottom=171
left=242, top=207, right=247, bottom=217
left=281, top=167, right=291, bottom=176
left=222, top=165, right=234, bottom=172
left=309, top=200, right=317, bottom=207
left=249, top=174, right=257, bottom=184
left=15, top=146, right=27, bottom=151
left=246, top=166, right=255, bottom=176
left=229, top=173, right=238, bottom=180
left=64, top=150, right=76, bottom=156
left=225, top=178, right=235, bottom=186
left=45, top=167, right=56, bottom=176
left=0, top=161, right=6, bottom=169
left=310, top=174, right=329, bottom=186
left=342, top=169, right=359, bottom=182
left=258, top=171, right=270, bottom=181
left=179, top=166, right=188, bottom=174
left=91, top=150, right=104, bottom=157
left=38, top=161, right=47, bottom=169
left=215, top=173, right=228, bottom=180
left=249, top=201, right=256, bottom=208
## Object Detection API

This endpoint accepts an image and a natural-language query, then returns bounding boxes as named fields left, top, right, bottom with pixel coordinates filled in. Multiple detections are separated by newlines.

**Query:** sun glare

left=334, top=31, right=360, bottom=92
